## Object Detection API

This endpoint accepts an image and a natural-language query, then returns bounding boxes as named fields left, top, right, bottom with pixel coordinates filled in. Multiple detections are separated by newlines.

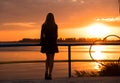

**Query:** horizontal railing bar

left=0, top=59, right=118, bottom=64
left=0, top=42, right=120, bottom=47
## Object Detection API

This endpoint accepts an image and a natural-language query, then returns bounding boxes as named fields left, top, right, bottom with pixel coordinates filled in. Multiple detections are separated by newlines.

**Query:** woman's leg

left=45, top=54, right=49, bottom=79
left=49, top=53, right=55, bottom=76
left=45, top=54, right=49, bottom=73
left=46, top=53, right=55, bottom=79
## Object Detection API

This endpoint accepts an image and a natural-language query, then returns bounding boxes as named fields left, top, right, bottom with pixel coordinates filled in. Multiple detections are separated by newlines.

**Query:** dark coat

left=40, top=24, right=58, bottom=53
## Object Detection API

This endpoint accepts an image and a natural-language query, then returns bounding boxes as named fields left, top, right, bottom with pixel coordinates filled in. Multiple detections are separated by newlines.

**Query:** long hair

left=44, top=13, right=56, bottom=25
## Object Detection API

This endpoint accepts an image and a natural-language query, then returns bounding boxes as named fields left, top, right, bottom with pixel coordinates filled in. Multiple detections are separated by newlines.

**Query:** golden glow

left=0, top=21, right=119, bottom=41
left=85, top=22, right=111, bottom=38
left=0, top=30, right=39, bottom=41
left=59, top=28, right=84, bottom=38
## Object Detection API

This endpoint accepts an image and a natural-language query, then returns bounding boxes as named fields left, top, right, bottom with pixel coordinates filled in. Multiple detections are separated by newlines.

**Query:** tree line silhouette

left=18, top=37, right=102, bottom=43
left=0, top=37, right=120, bottom=43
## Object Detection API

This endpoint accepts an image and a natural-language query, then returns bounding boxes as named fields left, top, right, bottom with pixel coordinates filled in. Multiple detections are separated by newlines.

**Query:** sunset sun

left=85, top=22, right=111, bottom=38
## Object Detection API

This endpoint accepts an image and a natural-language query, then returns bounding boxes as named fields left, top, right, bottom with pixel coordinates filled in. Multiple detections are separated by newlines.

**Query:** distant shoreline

left=0, top=37, right=120, bottom=44
left=0, top=41, right=120, bottom=47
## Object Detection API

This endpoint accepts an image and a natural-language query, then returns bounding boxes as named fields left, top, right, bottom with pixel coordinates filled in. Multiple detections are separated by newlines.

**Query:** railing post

left=68, top=45, right=71, bottom=78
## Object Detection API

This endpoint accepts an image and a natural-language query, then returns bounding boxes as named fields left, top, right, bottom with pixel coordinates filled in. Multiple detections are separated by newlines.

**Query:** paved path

left=0, top=77, right=120, bottom=83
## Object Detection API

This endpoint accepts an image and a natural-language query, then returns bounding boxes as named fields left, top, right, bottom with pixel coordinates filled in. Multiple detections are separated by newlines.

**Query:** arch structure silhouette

left=89, top=35, right=120, bottom=66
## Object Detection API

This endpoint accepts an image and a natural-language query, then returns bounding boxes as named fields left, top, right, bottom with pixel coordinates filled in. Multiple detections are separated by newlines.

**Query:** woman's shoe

left=47, top=74, right=52, bottom=80
left=45, top=72, right=48, bottom=80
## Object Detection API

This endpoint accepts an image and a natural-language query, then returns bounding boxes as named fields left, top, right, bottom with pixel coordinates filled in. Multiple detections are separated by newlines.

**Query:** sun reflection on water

left=92, top=45, right=105, bottom=60
left=91, top=45, right=106, bottom=71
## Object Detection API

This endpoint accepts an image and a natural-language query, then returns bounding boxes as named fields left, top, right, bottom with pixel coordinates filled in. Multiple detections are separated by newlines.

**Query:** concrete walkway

left=0, top=77, right=120, bottom=83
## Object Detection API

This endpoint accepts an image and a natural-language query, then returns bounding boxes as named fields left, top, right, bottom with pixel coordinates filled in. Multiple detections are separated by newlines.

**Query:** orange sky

left=0, top=0, right=120, bottom=41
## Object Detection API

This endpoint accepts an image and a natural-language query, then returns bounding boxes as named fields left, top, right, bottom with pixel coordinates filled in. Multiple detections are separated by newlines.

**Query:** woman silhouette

left=40, top=13, right=58, bottom=80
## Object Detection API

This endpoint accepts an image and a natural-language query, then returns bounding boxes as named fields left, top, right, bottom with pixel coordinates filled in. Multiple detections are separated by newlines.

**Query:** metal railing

left=0, top=42, right=120, bottom=78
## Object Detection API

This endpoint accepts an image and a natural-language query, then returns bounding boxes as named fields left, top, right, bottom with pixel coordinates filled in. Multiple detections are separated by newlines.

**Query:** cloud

left=3, top=22, right=37, bottom=27
left=96, top=17, right=120, bottom=22
left=0, top=22, right=38, bottom=31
